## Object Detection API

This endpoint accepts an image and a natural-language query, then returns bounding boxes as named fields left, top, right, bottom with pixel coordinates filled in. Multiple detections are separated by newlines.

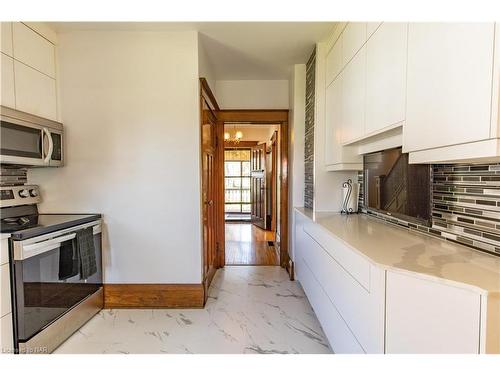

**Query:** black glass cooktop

left=1, top=214, right=102, bottom=240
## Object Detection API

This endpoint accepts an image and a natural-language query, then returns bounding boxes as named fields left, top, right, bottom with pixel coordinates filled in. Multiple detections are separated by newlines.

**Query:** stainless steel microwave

left=0, top=106, right=63, bottom=167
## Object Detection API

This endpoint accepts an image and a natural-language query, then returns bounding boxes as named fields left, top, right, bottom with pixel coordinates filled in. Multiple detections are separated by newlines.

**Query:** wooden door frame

left=270, top=131, right=278, bottom=233
left=215, top=110, right=291, bottom=274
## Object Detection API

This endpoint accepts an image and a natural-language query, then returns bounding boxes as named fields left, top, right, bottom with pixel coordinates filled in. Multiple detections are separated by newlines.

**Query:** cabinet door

left=325, top=77, right=342, bottom=166
left=386, top=271, right=481, bottom=354
left=366, top=22, right=382, bottom=39
left=0, top=264, right=11, bottom=317
left=326, top=35, right=342, bottom=86
left=1, top=54, right=15, bottom=108
left=0, top=314, right=14, bottom=353
left=14, top=61, right=57, bottom=120
left=0, top=22, right=13, bottom=56
left=404, top=23, right=494, bottom=153
left=13, top=22, right=56, bottom=78
left=341, top=46, right=365, bottom=143
left=365, top=23, right=408, bottom=135
left=343, top=22, right=367, bottom=66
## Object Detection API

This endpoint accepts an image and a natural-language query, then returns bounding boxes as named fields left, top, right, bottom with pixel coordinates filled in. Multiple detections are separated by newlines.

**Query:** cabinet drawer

left=342, top=22, right=367, bottom=65
left=296, top=256, right=364, bottom=353
left=0, top=313, right=14, bottom=353
left=301, top=229, right=384, bottom=353
left=0, top=53, right=15, bottom=109
left=303, top=222, right=370, bottom=290
left=1, top=23, right=13, bottom=56
left=0, top=239, right=8, bottom=265
left=13, top=22, right=56, bottom=78
left=0, top=264, right=11, bottom=317
left=14, top=61, right=57, bottom=120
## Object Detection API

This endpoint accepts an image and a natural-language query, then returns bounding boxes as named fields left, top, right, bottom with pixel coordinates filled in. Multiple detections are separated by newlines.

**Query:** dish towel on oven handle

left=76, top=226, right=97, bottom=280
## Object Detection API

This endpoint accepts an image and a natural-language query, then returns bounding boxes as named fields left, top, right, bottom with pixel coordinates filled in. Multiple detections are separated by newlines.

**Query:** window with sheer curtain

left=224, top=149, right=251, bottom=213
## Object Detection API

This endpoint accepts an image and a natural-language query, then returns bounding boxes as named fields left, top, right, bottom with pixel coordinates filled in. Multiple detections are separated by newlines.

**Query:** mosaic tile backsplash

left=359, top=164, right=500, bottom=257
left=304, top=48, right=316, bottom=210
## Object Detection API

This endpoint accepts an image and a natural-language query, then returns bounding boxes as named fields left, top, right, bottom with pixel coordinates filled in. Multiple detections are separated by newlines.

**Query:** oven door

left=11, top=221, right=102, bottom=345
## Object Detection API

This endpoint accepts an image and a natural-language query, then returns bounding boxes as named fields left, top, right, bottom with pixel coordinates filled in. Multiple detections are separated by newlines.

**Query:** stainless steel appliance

left=0, top=106, right=63, bottom=167
left=0, top=185, right=102, bottom=353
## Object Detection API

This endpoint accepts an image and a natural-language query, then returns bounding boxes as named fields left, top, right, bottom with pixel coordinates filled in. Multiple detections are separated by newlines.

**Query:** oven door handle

left=17, top=233, right=77, bottom=260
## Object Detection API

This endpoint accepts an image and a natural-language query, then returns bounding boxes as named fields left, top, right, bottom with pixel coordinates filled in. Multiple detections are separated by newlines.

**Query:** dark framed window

left=224, top=149, right=251, bottom=213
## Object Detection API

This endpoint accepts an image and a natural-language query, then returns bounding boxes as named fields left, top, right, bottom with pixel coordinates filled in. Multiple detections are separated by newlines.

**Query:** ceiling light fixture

left=224, top=126, right=243, bottom=144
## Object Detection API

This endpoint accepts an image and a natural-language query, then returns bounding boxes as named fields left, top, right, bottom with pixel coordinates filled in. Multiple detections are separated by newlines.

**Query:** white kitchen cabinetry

left=1, top=54, right=16, bottom=109
left=0, top=236, right=13, bottom=354
left=324, top=74, right=362, bottom=171
left=294, top=209, right=491, bottom=354
left=341, top=45, right=366, bottom=143
left=14, top=61, right=57, bottom=120
left=385, top=270, right=482, bottom=354
left=325, top=34, right=342, bottom=87
left=295, top=212, right=385, bottom=353
left=365, top=23, right=407, bottom=135
left=366, top=22, right=382, bottom=39
left=13, top=22, right=56, bottom=78
left=0, top=23, right=13, bottom=56
left=0, top=22, right=58, bottom=121
left=342, top=22, right=367, bottom=66
left=404, top=23, right=495, bottom=158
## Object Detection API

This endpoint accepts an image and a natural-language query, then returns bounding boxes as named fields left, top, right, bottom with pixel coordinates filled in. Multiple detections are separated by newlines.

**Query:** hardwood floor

left=225, top=223, right=279, bottom=266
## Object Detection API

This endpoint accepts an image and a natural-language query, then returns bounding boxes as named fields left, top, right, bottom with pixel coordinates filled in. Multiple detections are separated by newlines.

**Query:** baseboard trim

left=103, top=283, right=205, bottom=308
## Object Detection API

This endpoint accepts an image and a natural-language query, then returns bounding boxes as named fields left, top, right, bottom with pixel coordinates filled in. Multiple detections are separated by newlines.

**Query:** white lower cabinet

left=0, top=237, right=13, bottom=354
left=294, top=210, right=487, bottom=354
left=385, top=270, right=482, bottom=354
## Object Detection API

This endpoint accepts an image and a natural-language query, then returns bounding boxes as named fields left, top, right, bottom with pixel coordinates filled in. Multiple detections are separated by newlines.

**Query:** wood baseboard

left=103, top=283, right=205, bottom=308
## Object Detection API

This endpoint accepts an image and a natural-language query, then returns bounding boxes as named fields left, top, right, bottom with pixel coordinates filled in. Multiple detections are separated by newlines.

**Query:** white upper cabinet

left=342, top=23, right=367, bottom=66
left=365, top=23, right=408, bottom=135
left=14, top=61, right=57, bottom=120
left=1, top=54, right=15, bottom=109
left=366, top=22, right=382, bottom=39
left=404, top=23, right=495, bottom=153
left=341, top=45, right=366, bottom=143
left=13, top=22, right=56, bottom=78
left=325, top=75, right=362, bottom=170
left=0, top=22, right=13, bottom=56
left=325, top=34, right=343, bottom=87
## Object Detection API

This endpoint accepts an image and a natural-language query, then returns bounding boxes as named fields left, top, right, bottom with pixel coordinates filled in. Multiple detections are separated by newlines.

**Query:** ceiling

left=49, top=22, right=335, bottom=80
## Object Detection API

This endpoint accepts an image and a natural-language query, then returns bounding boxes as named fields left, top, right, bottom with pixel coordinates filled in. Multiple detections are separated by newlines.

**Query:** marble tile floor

left=54, top=266, right=332, bottom=354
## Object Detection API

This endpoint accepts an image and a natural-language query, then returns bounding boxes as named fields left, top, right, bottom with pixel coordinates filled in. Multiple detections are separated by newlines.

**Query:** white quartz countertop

left=1, top=233, right=11, bottom=240
left=295, top=207, right=500, bottom=293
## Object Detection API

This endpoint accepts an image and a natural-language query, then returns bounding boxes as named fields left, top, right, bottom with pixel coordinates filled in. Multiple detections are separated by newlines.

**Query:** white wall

left=215, top=80, right=289, bottom=109
left=314, top=42, right=357, bottom=213
left=29, top=30, right=203, bottom=284
left=289, top=64, right=306, bottom=261
left=198, top=34, right=217, bottom=94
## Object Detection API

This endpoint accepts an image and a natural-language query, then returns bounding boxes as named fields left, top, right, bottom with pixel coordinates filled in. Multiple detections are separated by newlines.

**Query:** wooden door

left=200, top=88, right=218, bottom=298
left=250, top=143, right=267, bottom=229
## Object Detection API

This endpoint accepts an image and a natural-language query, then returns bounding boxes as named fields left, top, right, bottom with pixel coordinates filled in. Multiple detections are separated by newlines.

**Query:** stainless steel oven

left=0, top=106, right=63, bottom=167
left=10, top=220, right=103, bottom=353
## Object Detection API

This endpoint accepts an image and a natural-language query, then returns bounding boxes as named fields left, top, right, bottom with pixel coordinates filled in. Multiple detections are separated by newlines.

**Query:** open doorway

left=223, top=124, right=279, bottom=266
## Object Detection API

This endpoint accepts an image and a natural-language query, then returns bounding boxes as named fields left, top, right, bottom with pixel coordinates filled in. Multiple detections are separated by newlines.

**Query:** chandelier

left=224, top=126, right=243, bottom=144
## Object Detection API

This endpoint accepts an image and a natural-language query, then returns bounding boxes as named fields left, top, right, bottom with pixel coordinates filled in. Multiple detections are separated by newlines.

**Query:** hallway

left=54, top=267, right=331, bottom=354
left=225, top=223, right=279, bottom=265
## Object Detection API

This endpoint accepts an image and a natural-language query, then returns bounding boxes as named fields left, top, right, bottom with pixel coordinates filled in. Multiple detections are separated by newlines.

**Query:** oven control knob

left=29, top=189, right=38, bottom=197
left=18, top=189, right=30, bottom=198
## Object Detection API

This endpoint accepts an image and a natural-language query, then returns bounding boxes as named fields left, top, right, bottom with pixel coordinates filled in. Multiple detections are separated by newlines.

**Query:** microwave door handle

left=43, top=128, right=53, bottom=164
